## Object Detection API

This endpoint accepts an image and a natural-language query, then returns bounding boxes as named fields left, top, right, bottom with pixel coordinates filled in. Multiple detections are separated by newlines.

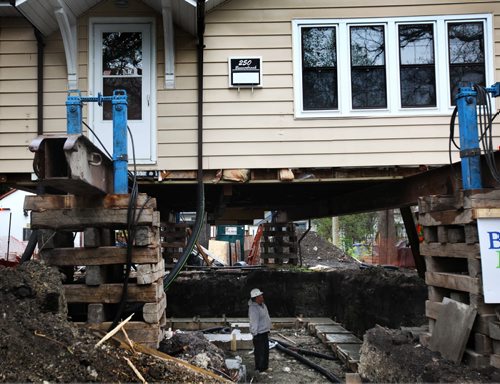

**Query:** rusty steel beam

left=29, top=134, right=113, bottom=195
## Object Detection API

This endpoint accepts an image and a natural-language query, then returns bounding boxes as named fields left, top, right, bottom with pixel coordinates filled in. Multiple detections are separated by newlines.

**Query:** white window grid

left=292, top=14, right=494, bottom=119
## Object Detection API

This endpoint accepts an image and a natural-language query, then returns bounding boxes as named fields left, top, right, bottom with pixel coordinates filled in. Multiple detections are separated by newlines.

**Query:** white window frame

left=292, top=14, right=494, bottom=119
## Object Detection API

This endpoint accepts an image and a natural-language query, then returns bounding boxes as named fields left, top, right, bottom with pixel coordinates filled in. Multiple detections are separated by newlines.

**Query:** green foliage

left=312, top=212, right=378, bottom=256
left=312, top=217, right=333, bottom=242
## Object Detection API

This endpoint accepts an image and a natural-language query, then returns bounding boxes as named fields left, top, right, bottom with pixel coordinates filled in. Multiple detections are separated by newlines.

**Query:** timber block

left=493, top=340, right=500, bottom=354
left=491, top=354, right=500, bottom=369
left=437, top=226, right=448, bottom=243
left=85, top=265, right=106, bottom=286
left=474, top=332, right=493, bottom=355
left=447, top=226, right=465, bottom=243
left=488, top=320, right=500, bottom=340
left=423, top=227, right=438, bottom=243
left=134, top=226, right=159, bottom=247
left=143, top=293, right=167, bottom=324
left=136, top=258, right=165, bottom=285
left=87, top=303, right=105, bottom=323
left=464, top=349, right=490, bottom=369
left=464, top=224, right=479, bottom=244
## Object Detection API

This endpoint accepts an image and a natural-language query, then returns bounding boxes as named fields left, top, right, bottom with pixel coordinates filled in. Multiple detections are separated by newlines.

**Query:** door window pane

left=448, top=22, right=485, bottom=104
left=350, top=25, right=387, bottom=109
left=103, top=77, right=142, bottom=120
left=102, top=32, right=143, bottom=120
left=102, top=32, right=142, bottom=75
left=399, top=24, right=436, bottom=107
left=302, top=27, right=338, bottom=110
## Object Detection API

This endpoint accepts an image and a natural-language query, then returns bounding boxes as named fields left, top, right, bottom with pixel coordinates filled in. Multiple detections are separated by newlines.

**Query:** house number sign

left=228, top=57, right=262, bottom=88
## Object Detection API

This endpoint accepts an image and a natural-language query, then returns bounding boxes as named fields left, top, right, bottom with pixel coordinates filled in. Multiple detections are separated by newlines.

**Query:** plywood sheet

left=429, top=298, right=477, bottom=362
left=208, top=239, right=230, bottom=265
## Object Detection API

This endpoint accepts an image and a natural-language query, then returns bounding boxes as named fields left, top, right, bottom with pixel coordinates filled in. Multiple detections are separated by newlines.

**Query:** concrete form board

left=429, top=298, right=477, bottom=363
left=325, top=333, right=362, bottom=344
left=314, top=324, right=350, bottom=335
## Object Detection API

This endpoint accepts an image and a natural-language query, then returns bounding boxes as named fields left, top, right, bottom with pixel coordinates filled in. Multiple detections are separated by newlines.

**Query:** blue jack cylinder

left=456, top=86, right=482, bottom=190
left=66, top=90, right=83, bottom=134
left=111, top=90, right=128, bottom=194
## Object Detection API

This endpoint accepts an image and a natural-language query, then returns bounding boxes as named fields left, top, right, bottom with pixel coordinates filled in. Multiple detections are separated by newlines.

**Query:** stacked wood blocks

left=260, top=222, right=298, bottom=265
left=25, top=193, right=166, bottom=348
left=418, top=189, right=500, bottom=368
left=160, top=222, right=190, bottom=265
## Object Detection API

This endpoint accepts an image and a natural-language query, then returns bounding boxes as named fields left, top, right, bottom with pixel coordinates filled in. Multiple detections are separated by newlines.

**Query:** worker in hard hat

left=248, top=288, right=272, bottom=373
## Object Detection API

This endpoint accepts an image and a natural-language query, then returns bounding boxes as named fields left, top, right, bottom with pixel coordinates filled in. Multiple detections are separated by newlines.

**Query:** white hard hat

left=250, top=288, right=264, bottom=298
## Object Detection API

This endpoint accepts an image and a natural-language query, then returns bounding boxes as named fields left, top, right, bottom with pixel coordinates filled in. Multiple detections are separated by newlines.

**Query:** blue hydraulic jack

left=455, top=83, right=500, bottom=190
left=29, top=89, right=129, bottom=195
left=66, top=89, right=129, bottom=194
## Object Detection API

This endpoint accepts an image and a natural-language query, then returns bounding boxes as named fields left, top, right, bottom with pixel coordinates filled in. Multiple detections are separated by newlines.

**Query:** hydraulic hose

left=274, top=342, right=341, bottom=383
left=19, top=230, right=38, bottom=264
left=163, top=0, right=206, bottom=291
left=270, top=338, right=337, bottom=361
left=297, top=219, right=311, bottom=267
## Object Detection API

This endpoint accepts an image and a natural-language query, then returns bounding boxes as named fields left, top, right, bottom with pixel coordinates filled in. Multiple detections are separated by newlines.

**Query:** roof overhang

left=2, top=0, right=225, bottom=89
left=3, top=0, right=225, bottom=36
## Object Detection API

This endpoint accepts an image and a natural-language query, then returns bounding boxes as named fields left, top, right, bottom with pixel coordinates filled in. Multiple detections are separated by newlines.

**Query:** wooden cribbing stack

left=25, top=193, right=166, bottom=348
left=418, top=189, right=500, bottom=369
left=260, top=222, right=298, bottom=265
left=161, top=221, right=191, bottom=266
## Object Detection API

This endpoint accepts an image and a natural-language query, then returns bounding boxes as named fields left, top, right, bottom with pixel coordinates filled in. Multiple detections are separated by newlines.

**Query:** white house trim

left=50, top=0, right=78, bottom=89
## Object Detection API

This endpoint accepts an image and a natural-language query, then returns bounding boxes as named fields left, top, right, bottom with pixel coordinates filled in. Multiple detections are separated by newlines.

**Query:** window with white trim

left=292, top=15, right=493, bottom=118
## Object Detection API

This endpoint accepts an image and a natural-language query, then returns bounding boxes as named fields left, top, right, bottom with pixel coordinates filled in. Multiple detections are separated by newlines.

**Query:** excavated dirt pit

left=1, top=230, right=499, bottom=382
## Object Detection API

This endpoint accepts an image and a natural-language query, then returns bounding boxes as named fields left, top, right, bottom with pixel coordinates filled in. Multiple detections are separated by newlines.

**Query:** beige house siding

left=1, top=0, right=500, bottom=172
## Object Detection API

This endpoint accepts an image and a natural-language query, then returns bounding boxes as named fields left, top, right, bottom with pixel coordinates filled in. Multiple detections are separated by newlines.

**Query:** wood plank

left=418, top=194, right=462, bottom=214
left=64, top=282, right=163, bottom=303
left=464, top=189, right=500, bottom=209
left=473, top=208, right=500, bottom=219
left=41, top=246, right=161, bottom=265
left=419, top=209, right=474, bottom=226
left=31, top=208, right=155, bottom=230
left=24, top=193, right=156, bottom=211
left=420, top=243, right=480, bottom=258
left=425, top=271, right=481, bottom=294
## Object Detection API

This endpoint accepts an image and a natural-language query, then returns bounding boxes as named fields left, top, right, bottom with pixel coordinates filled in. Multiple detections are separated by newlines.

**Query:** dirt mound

left=297, top=230, right=358, bottom=269
left=358, top=325, right=500, bottom=383
left=0, top=261, right=225, bottom=383
left=159, top=331, right=226, bottom=372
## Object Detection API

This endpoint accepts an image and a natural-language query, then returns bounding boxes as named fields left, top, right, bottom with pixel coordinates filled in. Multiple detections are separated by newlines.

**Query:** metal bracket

left=460, top=148, right=481, bottom=158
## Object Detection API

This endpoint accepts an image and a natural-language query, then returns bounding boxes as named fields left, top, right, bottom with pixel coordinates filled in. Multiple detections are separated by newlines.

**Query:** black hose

left=274, top=342, right=341, bottom=383
left=201, top=326, right=231, bottom=334
left=19, top=230, right=38, bottom=264
left=163, top=0, right=206, bottom=291
left=270, top=338, right=337, bottom=361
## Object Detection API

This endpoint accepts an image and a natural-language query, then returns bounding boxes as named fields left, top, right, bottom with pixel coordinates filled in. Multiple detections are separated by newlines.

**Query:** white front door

left=90, top=21, right=155, bottom=164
